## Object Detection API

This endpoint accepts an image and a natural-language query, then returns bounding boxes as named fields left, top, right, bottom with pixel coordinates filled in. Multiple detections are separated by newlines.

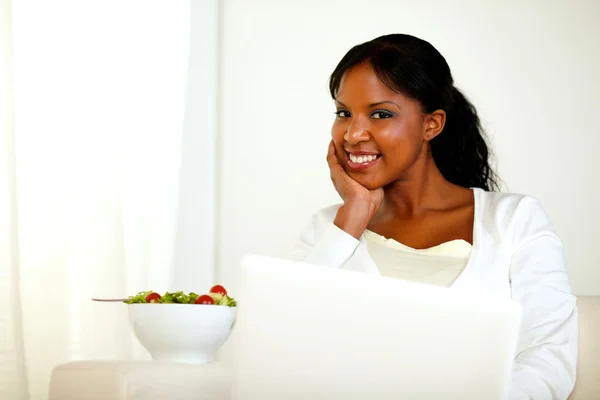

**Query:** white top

left=364, top=230, right=471, bottom=288
left=293, top=188, right=578, bottom=400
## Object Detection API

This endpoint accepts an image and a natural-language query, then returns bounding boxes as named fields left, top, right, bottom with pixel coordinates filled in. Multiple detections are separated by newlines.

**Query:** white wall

left=217, top=0, right=600, bottom=326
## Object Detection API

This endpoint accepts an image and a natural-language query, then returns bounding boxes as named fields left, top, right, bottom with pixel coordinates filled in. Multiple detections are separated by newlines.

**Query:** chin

left=349, top=174, right=384, bottom=191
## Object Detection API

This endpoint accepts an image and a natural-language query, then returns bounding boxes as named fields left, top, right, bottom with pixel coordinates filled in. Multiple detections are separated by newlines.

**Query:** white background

left=217, top=0, right=600, bottom=308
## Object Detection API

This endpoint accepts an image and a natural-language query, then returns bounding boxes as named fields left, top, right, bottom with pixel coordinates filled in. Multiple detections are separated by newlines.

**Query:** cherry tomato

left=209, top=285, right=227, bottom=296
left=145, top=292, right=161, bottom=303
left=195, top=294, right=215, bottom=305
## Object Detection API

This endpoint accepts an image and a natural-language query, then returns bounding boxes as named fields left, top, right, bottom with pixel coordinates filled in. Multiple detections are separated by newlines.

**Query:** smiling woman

left=330, top=35, right=498, bottom=192
left=294, top=34, right=578, bottom=400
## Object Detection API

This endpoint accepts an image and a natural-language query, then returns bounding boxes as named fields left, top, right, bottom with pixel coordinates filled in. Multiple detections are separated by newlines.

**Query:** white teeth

left=349, top=154, right=379, bottom=164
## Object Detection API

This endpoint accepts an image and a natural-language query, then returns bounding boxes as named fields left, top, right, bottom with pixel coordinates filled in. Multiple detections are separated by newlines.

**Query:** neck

left=381, top=152, right=456, bottom=218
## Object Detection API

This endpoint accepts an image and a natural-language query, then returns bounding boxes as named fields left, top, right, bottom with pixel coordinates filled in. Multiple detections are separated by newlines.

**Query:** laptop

left=231, top=254, right=522, bottom=400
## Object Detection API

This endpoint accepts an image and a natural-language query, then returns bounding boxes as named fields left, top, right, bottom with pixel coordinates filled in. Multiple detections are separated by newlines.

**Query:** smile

left=347, top=152, right=381, bottom=170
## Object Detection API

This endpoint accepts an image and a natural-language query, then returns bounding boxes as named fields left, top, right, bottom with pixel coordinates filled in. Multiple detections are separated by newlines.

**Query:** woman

left=294, top=34, right=577, bottom=399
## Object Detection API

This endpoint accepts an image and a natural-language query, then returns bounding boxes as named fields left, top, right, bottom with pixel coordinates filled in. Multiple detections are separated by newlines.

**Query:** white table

left=48, top=360, right=232, bottom=400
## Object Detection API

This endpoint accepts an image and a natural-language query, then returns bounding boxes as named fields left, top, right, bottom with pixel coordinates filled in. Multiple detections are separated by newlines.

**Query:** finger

left=327, top=141, right=339, bottom=168
left=334, top=144, right=344, bottom=166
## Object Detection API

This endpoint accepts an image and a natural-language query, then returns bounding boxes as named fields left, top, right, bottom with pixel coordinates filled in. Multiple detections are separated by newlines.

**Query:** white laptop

left=231, top=254, right=522, bottom=400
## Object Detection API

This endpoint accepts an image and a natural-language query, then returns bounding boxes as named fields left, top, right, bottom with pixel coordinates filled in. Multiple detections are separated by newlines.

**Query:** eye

left=371, top=110, right=394, bottom=119
left=335, top=110, right=351, bottom=118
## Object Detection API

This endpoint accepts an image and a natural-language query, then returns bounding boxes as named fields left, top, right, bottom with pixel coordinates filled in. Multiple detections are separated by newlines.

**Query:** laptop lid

left=231, top=254, right=521, bottom=400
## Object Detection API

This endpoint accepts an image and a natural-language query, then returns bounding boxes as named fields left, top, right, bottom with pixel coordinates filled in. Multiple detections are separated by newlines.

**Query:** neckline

left=363, top=230, right=472, bottom=254
left=359, top=187, right=481, bottom=289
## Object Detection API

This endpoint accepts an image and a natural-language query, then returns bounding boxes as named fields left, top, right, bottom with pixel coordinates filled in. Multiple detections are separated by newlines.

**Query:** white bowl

left=128, top=304, right=236, bottom=364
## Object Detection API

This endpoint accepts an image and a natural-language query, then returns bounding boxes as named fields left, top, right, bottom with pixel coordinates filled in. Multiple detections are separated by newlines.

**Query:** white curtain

left=1, top=0, right=27, bottom=398
left=0, top=1, right=219, bottom=398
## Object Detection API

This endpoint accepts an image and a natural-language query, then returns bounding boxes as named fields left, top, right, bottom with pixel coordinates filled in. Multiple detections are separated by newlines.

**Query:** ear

left=423, top=110, right=446, bottom=141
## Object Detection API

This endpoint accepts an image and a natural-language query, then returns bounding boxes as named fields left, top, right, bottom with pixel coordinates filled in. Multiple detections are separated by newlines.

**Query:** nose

left=344, top=118, right=370, bottom=144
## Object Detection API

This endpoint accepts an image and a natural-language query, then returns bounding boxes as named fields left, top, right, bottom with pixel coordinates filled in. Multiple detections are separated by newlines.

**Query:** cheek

left=331, top=119, right=346, bottom=140
left=377, top=121, right=425, bottom=166
left=378, top=121, right=421, bottom=151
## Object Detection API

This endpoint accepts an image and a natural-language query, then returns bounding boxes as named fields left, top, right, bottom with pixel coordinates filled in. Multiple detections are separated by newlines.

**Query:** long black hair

left=329, top=34, right=499, bottom=191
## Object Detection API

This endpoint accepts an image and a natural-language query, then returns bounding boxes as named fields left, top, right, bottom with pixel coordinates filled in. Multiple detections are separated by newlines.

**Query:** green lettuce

left=123, top=290, right=236, bottom=306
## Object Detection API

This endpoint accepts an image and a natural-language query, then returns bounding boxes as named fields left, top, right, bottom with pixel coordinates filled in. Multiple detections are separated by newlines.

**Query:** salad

left=124, top=285, right=237, bottom=307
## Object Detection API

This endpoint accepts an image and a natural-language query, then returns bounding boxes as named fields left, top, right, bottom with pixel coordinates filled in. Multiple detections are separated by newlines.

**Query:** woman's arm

left=508, top=199, right=578, bottom=400
left=292, top=208, right=361, bottom=268
left=292, top=141, right=383, bottom=267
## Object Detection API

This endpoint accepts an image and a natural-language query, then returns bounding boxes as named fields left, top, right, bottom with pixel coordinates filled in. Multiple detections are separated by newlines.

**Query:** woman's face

left=331, top=62, right=431, bottom=190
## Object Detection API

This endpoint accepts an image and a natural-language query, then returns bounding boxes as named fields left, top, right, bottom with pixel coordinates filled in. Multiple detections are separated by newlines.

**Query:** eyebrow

left=335, top=100, right=401, bottom=109
left=369, top=101, right=401, bottom=109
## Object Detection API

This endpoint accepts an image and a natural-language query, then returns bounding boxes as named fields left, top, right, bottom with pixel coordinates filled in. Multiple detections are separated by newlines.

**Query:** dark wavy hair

left=329, top=34, right=499, bottom=191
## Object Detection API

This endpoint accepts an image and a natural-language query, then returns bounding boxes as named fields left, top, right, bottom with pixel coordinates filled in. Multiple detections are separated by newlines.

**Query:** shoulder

left=476, top=188, right=537, bottom=214
left=475, top=188, right=559, bottom=251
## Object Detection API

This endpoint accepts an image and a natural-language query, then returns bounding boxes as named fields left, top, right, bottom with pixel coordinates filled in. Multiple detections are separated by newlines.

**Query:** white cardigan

left=293, top=188, right=578, bottom=400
